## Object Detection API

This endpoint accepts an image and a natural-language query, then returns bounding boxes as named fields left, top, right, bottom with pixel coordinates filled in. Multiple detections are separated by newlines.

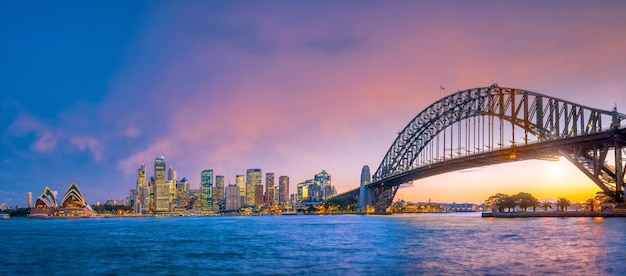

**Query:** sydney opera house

left=29, top=182, right=97, bottom=217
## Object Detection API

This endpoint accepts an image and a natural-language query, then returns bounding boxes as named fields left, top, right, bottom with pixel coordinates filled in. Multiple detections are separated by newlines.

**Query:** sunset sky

left=2, top=1, right=626, bottom=206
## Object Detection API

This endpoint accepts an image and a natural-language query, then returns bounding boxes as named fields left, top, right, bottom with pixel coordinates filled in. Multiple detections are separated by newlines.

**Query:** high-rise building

left=201, top=170, right=213, bottom=210
left=297, top=181, right=309, bottom=201
left=27, top=192, right=32, bottom=208
left=359, top=165, right=371, bottom=212
left=246, top=169, right=262, bottom=206
left=135, top=163, right=149, bottom=213
left=265, top=173, right=275, bottom=206
left=235, top=175, right=245, bottom=197
left=273, top=186, right=279, bottom=206
left=214, top=175, right=225, bottom=209
left=278, top=176, right=289, bottom=205
left=254, top=184, right=264, bottom=206
left=154, top=156, right=169, bottom=213
left=175, top=177, right=190, bottom=209
left=315, top=170, right=334, bottom=200
left=167, top=165, right=177, bottom=182
left=225, top=184, right=241, bottom=211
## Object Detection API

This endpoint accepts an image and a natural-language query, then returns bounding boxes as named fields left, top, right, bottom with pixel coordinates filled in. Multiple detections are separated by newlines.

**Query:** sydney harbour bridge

left=338, top=84, right=626, bottom=213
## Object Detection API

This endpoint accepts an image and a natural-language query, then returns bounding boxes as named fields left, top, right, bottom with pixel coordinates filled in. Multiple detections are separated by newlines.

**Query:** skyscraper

left=246, top=169, right=261, bottom=206
left=255, top=184, right=264, bottom=206
left=359, top=165, right=371, bottom=212
left=225, top=184, right=241, bottom=211
left=235, top=174, right=245, bottom=197
left=315, top=170, right=334, bottom=200
left=201, top=170, right=213, bottom=210
left=214, top=175, right=225, bottom=209
left=135, top=163, right=149, bottom=213
left=167, top=165, right=177, bottom=182
left=154, top=156, right=169, bottom=213
left=279, top=176, right=289, bottom=205
left=265, top=173, right=275, bottom=206
left=27, top=192, right=32, bottom=208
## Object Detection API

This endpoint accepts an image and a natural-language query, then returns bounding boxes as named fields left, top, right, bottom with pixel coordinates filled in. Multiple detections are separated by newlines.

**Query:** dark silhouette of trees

left=556, top=197, right=572, bottom=212
left=485, top=192, right=540, bottom=212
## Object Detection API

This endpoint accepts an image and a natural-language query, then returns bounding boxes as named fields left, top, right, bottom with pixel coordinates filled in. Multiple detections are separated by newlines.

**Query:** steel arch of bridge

left=366, top=84, right=626, bottom=212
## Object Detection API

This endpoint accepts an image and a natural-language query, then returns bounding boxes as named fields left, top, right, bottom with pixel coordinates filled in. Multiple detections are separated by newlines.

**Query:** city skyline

left=2, top=1, right=626, bottom=206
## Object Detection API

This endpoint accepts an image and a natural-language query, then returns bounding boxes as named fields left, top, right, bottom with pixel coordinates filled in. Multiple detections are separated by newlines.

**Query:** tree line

left=485, top=192, right=573, bottom=212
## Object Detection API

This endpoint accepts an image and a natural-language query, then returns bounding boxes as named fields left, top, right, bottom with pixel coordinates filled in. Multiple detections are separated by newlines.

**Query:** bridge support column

left=559, top=131, right=626, bottom=203
left=614, top=136, right=624, bottom=202
left=371, top=184, right=399, bottom=213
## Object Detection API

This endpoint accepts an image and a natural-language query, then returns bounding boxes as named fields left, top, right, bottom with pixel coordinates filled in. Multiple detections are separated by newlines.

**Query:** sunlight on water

left=2, top=214, right=626, bottom=275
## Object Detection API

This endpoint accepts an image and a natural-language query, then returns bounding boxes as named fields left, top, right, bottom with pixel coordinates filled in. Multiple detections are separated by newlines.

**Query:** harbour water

left=2, top=213, right=626, bottom=275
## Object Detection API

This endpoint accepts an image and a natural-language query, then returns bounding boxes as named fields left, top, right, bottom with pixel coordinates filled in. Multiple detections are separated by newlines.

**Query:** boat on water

left=1, top=214, right=9, bottom=219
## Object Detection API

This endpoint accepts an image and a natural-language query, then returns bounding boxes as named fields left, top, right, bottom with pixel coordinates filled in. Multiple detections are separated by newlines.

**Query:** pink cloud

left=70, top=136, right=104, bottom=161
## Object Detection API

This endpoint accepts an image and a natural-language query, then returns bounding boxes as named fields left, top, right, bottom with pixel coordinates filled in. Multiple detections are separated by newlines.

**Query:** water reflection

left=2, top=214, right=626, bottom=274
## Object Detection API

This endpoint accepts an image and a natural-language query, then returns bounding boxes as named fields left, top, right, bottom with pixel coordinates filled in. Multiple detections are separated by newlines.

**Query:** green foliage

left=1, top=208, right=31, bottom=217
left=90, top=204, right=129, bottom=214
left=324, top=195, right=357, bottom=211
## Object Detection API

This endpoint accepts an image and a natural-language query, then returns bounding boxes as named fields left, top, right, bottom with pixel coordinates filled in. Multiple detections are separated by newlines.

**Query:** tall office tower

left=201, top=170, right=214, bottom=210
left=135, top=163, right=149, bottom=213
left=176, top=177, right=190, bottom=209
left=235, top=175, right=245, bottom=197
left=167, top=165, right=177, bottom=182
left=214, top=175, right=225, bottom=208
left=265, top=173, right=275, bottom=206
left=149, top=176, right=155, bottom=211
left=359, top=165, right=371, bottom=212
left=154, top=156, right=170, bottom=213
left=315, top=170, right=333, bottom=200
left=278, top=176, right=289, bottom=205
left=273, top=186, right=279, bottom=206
left=297, top=181, right=309, bottom=201
left=254, top=184, right=264, bottom=206
left=27, top=192, right=32, bottom=208
left=246, top=169, right=262, bottom=206
left=225, top=184, right=242, bottom=211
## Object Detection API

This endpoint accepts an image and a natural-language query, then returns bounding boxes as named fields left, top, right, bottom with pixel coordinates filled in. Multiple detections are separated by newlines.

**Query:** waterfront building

left=273, top=185, right=279, bottom=206
left=57, top=182, right=96, bottom=216
left=172, top=177, right=189, bottom=211
left=27, top=192, right=32, bottom=208
left=297, top=182, right=309, bottom=201
left=134, top=163, right=149, bottom=213
left=201, top=170, right=214, bottom=210
left=167, top=180, right=176, bottom=209
left=31, top=186, right=58, bottom=216
left=30, top=183, right=95, bottom=217
left=265, top=173, right=275, bottom=206
left=154, top=156, right=170, bottom=213
left=214, top=175, right=225, bottom=210
left=246, top=169, right=262, bottom=206
left=279, top=176, right=289, bottom=205
left=359, top=165, right=371, bottom=212
left=149, top=176, right=155, bottom=211
left=235, top=174, right=245, bottom=198
left=255, top=184, right=264, bottom=206
left=315, top=170, right=335, bottom=200
left=225, top=184, right=241, bottom=211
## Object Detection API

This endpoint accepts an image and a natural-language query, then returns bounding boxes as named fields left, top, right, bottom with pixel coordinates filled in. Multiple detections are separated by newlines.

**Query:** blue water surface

left=2, top=213, right=625, bottom=275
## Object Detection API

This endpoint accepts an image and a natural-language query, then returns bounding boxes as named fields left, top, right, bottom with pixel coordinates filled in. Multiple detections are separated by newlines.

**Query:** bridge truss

left=366, top=84, right=626, bottom=212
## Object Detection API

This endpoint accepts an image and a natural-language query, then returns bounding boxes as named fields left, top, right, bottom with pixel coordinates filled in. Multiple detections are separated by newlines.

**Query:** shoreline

left=482, top=211, right=626, bottom=218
